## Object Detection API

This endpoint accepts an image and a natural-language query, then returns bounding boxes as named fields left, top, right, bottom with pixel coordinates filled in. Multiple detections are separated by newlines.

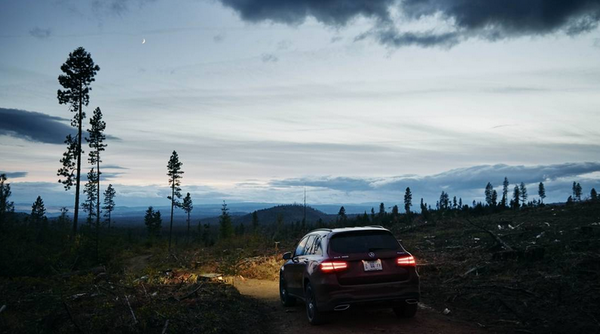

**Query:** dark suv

left=279, top=226, right=420, bottom=325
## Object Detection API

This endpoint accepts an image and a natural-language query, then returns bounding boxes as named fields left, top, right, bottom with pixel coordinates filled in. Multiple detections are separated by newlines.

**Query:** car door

left=286, top=236, right=309, bottom=296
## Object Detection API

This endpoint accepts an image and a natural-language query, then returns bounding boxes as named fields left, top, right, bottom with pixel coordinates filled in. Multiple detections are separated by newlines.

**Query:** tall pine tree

left=520, top=182, right=528, bottom=206
left=103, top=184, right=116, bottom=228
left=0, top=174, right=14, bottom=227
left=404, top=187, right=412, bottom=214
left=82, top=168, right=98, bottom=226
left=166, top=151, right=184, bottom=252
left=538, top=182, right=546, bottom=204
left=86, top=107, right=106, bottom=230
left=57, top=47, right=100, bottom=234
left=182, top=192, right=193, bottom=239
left=502, top=177, right=509, bottom=208
left=219, top=201, right=233, bottom=239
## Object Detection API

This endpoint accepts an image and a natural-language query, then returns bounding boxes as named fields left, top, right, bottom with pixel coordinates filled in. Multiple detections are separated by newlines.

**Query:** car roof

left=307, top=225, right=389, bottom=236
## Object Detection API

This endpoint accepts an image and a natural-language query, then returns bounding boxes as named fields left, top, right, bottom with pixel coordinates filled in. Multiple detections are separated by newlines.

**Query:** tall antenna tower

left=303, top=186, right=307, bottom=224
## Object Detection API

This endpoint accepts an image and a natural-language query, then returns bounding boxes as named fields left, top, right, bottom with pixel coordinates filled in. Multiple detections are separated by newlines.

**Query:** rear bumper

left=313, top=272, right=420, bottom=312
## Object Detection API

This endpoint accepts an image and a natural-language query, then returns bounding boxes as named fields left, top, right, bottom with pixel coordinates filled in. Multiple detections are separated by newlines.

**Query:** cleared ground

left=234, top=278, right=487, bottom=334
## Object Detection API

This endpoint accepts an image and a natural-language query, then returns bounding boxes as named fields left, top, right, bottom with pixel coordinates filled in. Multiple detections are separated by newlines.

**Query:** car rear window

left=329, top=230, right=400, bottom=254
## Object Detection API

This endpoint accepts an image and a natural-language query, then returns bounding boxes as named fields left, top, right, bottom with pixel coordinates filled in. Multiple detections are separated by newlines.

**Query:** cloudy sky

left=2, top=0, right=600, bottom=212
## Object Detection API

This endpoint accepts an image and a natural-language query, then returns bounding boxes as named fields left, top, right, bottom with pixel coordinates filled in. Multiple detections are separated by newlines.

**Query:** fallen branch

left=161, top=319, right=170, bottom=334
left=177, top=283, right=205, bottom=301
left=465, top=219, right=515, bottom=252
left=124, top=295, right=138, bottom=325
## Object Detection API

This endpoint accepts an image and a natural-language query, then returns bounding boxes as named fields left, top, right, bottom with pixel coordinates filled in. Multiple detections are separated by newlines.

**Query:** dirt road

left=234, top=278, right=488, bottom=334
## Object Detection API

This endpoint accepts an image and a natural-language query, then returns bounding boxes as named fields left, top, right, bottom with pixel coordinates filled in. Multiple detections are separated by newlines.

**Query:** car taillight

left=320, top=261, right=348, bottom=272
left=396, top=255, right=416, bottom=266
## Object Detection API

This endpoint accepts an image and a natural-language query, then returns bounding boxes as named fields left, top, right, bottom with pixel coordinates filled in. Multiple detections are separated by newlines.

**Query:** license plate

left=362, top=259, right=383, bottom=271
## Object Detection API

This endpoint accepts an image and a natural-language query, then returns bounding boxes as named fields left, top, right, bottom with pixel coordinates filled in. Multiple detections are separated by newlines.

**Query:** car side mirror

left=282, top=252, right=292, bottom=260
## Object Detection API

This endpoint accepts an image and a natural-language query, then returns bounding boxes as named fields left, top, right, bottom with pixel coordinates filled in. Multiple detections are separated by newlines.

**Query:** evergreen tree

left=459, top=198, right=463, bottom=209
left=572, top=182, right=583, bottom=201
left=404, top=187, right=412, bottom=214
left=182, top=192, right=193, bottom=239
left=538, top=182, right=546, bottom=204
left=485, top=182, right=494, bottom=206
left=102, top=184, right=116, bottom=228
left=491, top=190, right=498, bottom=207
left=575, top=182, right=582, bottom=201
left=252, top=211, right=259, bottom=233
left=57, top=47, right=100, bottom=234
left=337, top=206, right=347, bottom=226
left=502, top=177, right=509, bottom=208
left=378, top=203, right=386, bottom=220
left=144, top=206, right=162, bottom=238
left=391, top=205, right=399, bottom=223
left=82, top=168, right=98, bottom=226
left=219, top=201, right=233, bottom=239
left=520, top=182, right=528, bottom=206
left=0, top=174, right=14, bottom=227
left=452, top=196, right=457, bottom=210
left=420, top=198, right=426, bottom=213
left=86, top=107, right=107, bottom=230
left=166, top=150, right=184, bottom=252
left=30, top=196, right=47, bottom=226
left=591, top=188, right=598, bottom=201
left=439, top=191, right=449, bottom=210
left=513, top=185, right=521, bottom=209
left=370, top=207, right=375, bottom=223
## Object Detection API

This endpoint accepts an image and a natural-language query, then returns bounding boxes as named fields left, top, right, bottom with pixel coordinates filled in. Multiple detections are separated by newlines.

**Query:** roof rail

left=366, top=225, right=385, bottom=229
left=312, top=228, right=332, bottom=232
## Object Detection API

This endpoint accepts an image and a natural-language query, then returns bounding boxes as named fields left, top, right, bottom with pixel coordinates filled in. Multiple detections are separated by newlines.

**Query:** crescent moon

left=142, top=38, right=146, bottom=44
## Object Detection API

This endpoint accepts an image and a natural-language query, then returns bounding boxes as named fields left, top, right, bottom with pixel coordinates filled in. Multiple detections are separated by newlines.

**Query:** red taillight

left=396, top=255, right=416, bottom=266
left=320, top=261, right=348, bottom=272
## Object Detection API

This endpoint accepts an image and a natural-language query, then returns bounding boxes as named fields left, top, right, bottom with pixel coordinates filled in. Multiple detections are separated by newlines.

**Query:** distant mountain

left=199, top=204, right=333, bottom=226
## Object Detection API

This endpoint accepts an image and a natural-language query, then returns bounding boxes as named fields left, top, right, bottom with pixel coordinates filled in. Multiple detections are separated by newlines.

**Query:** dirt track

left=234, top=278, right=488, bottom=334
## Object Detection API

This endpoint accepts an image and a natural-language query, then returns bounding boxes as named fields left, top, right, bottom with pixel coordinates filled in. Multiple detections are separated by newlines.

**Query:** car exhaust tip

left=334, top=304, right=350, bottom=311
left=405, top=299, right=418, bottom=305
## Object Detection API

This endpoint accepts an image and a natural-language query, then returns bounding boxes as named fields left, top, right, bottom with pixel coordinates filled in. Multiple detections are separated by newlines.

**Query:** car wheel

left=305, top=282, right=326, bottom=325
left=279, top=276, right=296, bottom=306
left=393, top=302, right=418, bottom=318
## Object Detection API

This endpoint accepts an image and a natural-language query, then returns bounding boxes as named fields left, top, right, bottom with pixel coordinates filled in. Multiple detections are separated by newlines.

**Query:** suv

left=279, top=226, right=420, bottom=325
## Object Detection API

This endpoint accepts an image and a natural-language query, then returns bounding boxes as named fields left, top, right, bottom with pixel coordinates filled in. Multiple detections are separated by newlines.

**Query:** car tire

left=305, top=282, right=326, bottom=325
left=393, top=302, right=418, bottom=318
left=279, top=276, right=296, bottom=306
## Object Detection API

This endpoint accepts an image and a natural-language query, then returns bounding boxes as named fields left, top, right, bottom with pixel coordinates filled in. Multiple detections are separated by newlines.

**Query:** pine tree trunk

left=169, top=183, right=174, bottom=253
left=96, top=156, right=100, bottom=262
left=73, top=82, right=82, bottom=235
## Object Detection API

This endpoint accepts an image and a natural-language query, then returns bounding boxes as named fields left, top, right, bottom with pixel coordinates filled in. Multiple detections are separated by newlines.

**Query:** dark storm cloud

left=217, top=0, right=394, bottom=26
left=217, top=0, right=600, bottom=47
left=0, top=171, right=28, bottom=179
left=0, top=108, right=71, bottom=144
left=29, top=27, right=52, bottom=39
left=355, top=29, right=461, bottom=48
